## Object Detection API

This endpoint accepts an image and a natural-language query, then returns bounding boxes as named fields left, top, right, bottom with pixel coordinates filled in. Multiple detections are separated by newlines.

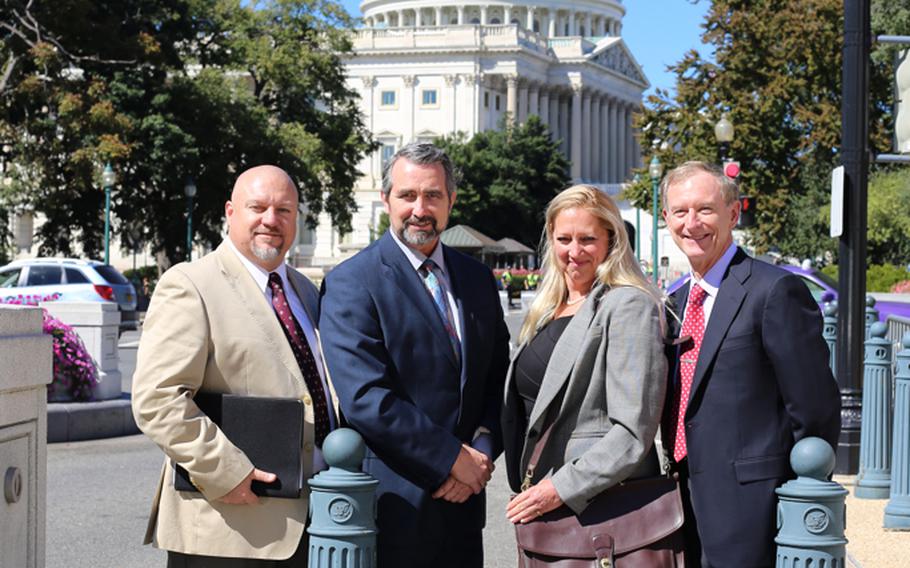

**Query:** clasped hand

left=432, top=444, right=494, bottom=503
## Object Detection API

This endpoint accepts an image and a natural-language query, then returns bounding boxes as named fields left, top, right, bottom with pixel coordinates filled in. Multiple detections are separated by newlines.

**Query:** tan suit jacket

left=131, top=242, right=338, bottom=560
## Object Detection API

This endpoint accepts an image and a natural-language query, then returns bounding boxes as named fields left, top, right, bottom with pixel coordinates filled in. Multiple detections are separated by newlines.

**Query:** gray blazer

left=502, top=284, right=667, bottom=514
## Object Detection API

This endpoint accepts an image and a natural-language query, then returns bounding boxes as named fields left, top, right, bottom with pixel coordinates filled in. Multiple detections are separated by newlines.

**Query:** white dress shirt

left=683, top=242, right=738, bottom=325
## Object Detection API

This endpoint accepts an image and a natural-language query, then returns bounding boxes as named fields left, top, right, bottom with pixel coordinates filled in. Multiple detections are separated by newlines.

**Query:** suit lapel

left=378, top=234, right=459, bottom=369
left=215, top=243, right=304, bottom=385
left=688, top=250, right=750, bottom=406
left=444, top=246, right=471, bottom=385
left=525, top=284, right=604, bottom=433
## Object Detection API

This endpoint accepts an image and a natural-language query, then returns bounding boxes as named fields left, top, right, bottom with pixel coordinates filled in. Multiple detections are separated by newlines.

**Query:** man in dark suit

left=319, top=143, right=510, bottom=568
left=660, top=161, right=840, bottom=567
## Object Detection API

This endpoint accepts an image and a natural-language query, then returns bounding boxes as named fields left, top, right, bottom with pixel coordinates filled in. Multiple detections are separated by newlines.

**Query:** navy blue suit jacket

left=319, top=232, right=510, bottom=548
left=663, top=249, right=840, bottom=567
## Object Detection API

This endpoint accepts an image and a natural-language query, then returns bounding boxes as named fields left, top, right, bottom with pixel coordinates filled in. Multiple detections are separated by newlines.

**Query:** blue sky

left=338, top=0, right=711, bottom=97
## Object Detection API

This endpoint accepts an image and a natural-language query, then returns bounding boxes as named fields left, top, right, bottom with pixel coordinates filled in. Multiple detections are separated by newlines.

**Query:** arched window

left=490, top=18, right=501, bottom=24
left=533, top=20, right=540, bottom=32
left=470, top=17, right=480, bottom=24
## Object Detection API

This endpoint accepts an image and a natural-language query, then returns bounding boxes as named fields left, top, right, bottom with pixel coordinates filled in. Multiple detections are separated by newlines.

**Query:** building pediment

left=588, top=38, right=648, bottom=87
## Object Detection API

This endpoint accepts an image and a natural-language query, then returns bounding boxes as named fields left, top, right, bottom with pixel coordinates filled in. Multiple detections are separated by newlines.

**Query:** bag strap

left=521, top=421, right=556, bottom=491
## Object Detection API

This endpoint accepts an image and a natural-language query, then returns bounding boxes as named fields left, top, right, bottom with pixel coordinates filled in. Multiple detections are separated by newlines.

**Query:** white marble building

left=295, top=0, right=652, bottom=269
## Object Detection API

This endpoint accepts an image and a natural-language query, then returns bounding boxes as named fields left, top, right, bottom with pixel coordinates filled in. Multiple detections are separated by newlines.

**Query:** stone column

left=480, top=5, right=488, bottom=25
left=548, top=11, right=557, bottom=37
left=549, top=92, right=559, bottom=139
left=599, top=17, right=607, bottom=36
left=361, top=76, right=376, bottom=178
left=397, top=9, right=404, bottom=26
left=584, top=12, right=592, bottom=36
left=628, top=105, right=638, bottom=175
left=582, top=91, right=592, bottom=181
left=457, top=6, right=464, bottom=24
left=599, top=97, right=610, bottom=182
left=464, top=74, right=480, bottom=132
left=571, top=83, right=583, bottom=181
left=506, top=74, right=518, bottom=122
left=529, top=85, right=540, bottom=117
left=0, top=305, right=50, bottom=568
left=445, top=74, right=458, bottom=134
left=434, top=7, right=442, bottom=26
left=403, top=75, right=416, bottom=141
left=559, top=93, right=569, bottom=155
left=504, top=6, right=512, bottom=24
left=568, top=10, right=576, bottom=35
left=527, top=7, right=536, bottom=30
left=539, top=89, right=550, bottom=127
left=617, top=103, right=628, bottom=182
left=518, top=80, right=529, bottom=124
left=608, top=99, right=619, bottom=183
left=416, top=8, right=423, bottom=27
left=590, top=93, right=601, bottom=183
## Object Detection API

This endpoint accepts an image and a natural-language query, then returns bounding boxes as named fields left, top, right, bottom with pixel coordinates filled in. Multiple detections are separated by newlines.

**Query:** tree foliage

left=435, top=116, right=571, bottom=249
left=626, top=0, right=901, bottom=260
left=0, top=0, right=373, bottom=264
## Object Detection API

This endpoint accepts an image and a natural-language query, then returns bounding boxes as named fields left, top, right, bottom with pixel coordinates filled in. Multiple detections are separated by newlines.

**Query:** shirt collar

left=689, top=242, right=737, bottom=299
left=388, top=229, right=447, bottom=275
left=226, top=238, right=289, bottom=293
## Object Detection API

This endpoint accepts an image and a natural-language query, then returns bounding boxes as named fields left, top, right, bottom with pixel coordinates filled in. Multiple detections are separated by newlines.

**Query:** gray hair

left=659, top=160, right=739, bottom=210
left=381, top=142, right=458, bottom=197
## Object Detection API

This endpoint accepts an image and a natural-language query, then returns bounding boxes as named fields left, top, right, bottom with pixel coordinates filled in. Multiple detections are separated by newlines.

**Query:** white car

left=0, top=258, right=139, bottom=332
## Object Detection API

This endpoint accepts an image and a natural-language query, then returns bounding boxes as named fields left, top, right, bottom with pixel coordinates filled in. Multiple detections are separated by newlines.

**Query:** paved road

left=47, top=312, right=527, bottom=567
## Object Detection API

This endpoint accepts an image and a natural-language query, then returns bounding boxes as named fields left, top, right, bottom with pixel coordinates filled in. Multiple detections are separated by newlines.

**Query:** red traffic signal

left=738, top=196, right=757, bottom=227
left=723, top=160, right=741, bottom=179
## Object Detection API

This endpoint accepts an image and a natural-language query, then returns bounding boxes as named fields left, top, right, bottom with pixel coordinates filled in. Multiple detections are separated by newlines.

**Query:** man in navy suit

left=660, top=161, right=840, bottom=567
left=319, top=143, right=510, bottom=568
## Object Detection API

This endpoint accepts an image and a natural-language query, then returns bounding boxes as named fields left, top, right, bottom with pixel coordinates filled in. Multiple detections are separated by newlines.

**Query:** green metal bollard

left=775, top=438, right=848, bottom=567
left=856, top=322, right=893, bottom=498
left=884, top=332, right=910, bottom=529
left=823, top=303, right=837, bottom=373
left=865, top=296, right=879, bottom=340
left=308, top=428, right=379, bottom=567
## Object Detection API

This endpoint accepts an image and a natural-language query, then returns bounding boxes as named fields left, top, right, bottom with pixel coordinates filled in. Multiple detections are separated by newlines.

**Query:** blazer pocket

left=733, top=454, right=790, bottom=483
left=719, top=331, right=757, bottom=353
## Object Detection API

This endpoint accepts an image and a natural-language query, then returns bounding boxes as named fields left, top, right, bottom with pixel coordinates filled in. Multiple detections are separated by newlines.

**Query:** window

left=26, top=265, right=62, bottom=286
left=380, top=90, right=397, bottom=108
left=495, top=95, right=501, bottom=111
left=96, top=265, right=129, bottom=284
left=484, top=92, right=490, bottom=108
left=0, top=268, right=21, bottom=288
left=421, top=89, right=438, bottom=107
left=65, top=268, right=90, bottom=284
left=381, top=144, right=396, bottom=170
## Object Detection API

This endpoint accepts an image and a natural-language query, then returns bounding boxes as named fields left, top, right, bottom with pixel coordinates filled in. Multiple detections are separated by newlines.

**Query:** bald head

left=226, top=165, right=299, bottom=271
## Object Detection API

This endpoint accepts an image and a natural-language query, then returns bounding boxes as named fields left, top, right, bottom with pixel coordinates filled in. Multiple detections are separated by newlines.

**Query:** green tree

left=436, top=116, right=570, bottom=248
left=627, top=0, right=900, bottom=259
left=867, top=169, right=910, bottom=265
left=0, top=0, right=373, bottom=264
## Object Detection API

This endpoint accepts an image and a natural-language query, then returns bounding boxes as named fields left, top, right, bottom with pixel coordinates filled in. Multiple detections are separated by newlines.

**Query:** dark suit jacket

left=663, top=249, right=840, bottom=567
left=319, top=232, right=510, bottom=551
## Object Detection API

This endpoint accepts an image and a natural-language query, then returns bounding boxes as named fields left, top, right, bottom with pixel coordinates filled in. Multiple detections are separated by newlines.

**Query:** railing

left=352, top=24, right=549, bottom=55
left=887, top=314, right=910, bottom=353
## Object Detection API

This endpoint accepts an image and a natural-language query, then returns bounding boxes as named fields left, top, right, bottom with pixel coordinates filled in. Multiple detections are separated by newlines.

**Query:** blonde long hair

left=519, top=184, right=664, bottom=344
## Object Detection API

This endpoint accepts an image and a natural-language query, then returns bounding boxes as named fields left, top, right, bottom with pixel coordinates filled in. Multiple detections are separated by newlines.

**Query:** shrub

left=817, top=264, right=909, bottom=293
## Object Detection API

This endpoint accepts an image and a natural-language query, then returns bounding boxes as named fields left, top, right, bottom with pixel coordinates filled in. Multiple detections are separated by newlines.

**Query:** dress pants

left=379, top=528, right=483, bottom=568
left=671, top=458, right=706, bottom=568
left=166, top=536, right=308, bottom=568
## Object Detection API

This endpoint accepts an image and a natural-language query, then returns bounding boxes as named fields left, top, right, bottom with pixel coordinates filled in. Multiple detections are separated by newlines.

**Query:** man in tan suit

left=132, top=165, right=337, bottom=567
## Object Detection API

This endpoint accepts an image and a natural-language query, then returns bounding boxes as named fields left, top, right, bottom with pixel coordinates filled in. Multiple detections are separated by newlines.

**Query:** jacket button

left=302, top=395, right=312, bottom=406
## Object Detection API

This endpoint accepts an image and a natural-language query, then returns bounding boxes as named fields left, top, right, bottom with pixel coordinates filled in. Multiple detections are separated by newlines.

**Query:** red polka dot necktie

left=268, top=272, right=330, bottom=446
left=670, top=283, right=708, bottom=463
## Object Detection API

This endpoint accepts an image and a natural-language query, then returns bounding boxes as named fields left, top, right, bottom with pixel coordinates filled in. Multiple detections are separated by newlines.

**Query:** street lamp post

left=633, top=173, right=642, bottom=262
left=648, top=156, right=663, bottom=285
left=184, top=177, right=197, bottom=262
left=101, top=163, right=116, bottom=265
left=714, top=113, right=735, bottom=163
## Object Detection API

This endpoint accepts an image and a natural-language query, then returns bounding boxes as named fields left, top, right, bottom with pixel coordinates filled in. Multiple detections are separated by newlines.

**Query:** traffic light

left=738, top=196, right=757, bottom=228
left=895, top=49, right=910, bottom=153
left=723, top=160, right=741, bottom=179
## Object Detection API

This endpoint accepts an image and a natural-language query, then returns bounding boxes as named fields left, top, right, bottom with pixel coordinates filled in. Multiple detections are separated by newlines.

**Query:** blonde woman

left=502, top=185, right=667, bottom=533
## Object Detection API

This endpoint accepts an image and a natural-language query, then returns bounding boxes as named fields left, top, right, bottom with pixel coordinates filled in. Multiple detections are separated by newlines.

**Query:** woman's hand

left=506, top=478, right=564, bottom=524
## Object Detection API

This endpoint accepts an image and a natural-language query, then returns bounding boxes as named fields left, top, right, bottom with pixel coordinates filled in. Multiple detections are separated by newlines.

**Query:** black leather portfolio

left=173, top=392, right=305, bottom=498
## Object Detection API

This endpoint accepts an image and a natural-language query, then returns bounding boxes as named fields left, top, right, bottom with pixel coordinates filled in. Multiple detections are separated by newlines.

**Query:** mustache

left=405, top=216, right=437, bottom=228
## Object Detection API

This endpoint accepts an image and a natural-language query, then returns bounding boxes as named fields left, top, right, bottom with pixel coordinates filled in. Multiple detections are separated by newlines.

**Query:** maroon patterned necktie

left=668, top=283, right=708, bottom=463
left=267, top=272, right=330, bottom=446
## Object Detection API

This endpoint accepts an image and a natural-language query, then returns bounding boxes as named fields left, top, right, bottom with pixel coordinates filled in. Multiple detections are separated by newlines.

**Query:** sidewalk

left=838, top=476, right=910, bottom=568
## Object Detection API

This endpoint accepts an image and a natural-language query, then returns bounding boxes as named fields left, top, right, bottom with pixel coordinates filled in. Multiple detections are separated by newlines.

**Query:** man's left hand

left=506, top=478, right=563, bottom=524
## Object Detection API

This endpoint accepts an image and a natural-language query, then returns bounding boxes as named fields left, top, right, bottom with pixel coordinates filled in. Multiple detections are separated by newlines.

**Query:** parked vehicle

left=0, top=258, right=139, bottom=332
left=665, top=265, right=910, bottom=321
